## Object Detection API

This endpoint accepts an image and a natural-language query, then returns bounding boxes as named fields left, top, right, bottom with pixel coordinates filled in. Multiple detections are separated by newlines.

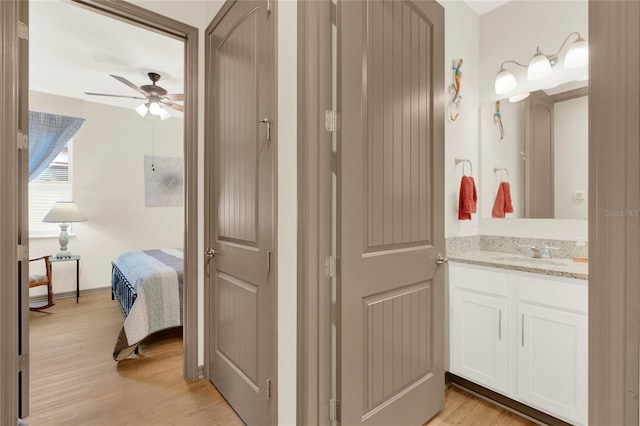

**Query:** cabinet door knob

left=436, top=254, right=449, bottom=265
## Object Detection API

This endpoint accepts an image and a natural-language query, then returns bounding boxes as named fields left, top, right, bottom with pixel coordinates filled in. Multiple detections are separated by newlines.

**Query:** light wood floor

left=28, top=292, right=243, bottom=426
left=427, top=386, right=537, bottom=426
left=28, top=292, right=535, bottom=426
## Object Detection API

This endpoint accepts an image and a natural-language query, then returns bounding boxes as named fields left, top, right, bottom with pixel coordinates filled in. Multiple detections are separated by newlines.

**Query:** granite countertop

left=448, top=251, right=588, bottom=280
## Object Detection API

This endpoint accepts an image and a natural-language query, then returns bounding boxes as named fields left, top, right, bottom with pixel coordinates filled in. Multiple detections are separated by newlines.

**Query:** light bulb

left=565, top=38, right=588, bottom=68
left=528, top=48, right=552, bottom=80
left=135, top=103, right=149, bottom=117
left=495, top=68, right=517, bottom=95
left=509, top=92, right=530, bottom=103
left=149, top=102, right=163, bottom=116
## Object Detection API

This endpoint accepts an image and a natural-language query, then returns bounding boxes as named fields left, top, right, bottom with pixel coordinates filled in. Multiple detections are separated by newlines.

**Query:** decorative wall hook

left=448, top=59, right=463, bottom=121
left=493, top=100, right=504, bottom=140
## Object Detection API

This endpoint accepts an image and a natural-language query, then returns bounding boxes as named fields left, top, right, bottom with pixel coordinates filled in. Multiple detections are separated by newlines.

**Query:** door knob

left=205, top=248, right=217, bottom=259
left=436, top=254, right=448, bottom=265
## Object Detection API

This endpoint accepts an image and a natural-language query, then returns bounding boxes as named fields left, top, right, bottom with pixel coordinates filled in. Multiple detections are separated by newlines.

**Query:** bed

left=111, top=248, right=183, bottom=361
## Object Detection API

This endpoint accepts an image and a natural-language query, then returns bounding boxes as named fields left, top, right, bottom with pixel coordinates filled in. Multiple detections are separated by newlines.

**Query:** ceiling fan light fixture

left=149, top=101, right=163, bottom=116
left=159, top=107, right=171, bottom=120
left=135, top=103, right=149, bottom=117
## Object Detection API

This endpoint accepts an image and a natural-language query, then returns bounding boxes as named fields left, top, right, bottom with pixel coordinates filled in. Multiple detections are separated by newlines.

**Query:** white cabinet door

left=451, top=289, right=508, bottom=393
left=518, top=303, right=588, bottom=426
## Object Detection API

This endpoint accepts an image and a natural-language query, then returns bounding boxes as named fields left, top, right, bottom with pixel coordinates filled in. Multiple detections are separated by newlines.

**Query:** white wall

left=441, top=0, right=481, bottom=238
left=29, top=91, right=184, bottom=295
left=554, top=96, right=588, bottom=219
left=479, top=100, right=525, bottom=218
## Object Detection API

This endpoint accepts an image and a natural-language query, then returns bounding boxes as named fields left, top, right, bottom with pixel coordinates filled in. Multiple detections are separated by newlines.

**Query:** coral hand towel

left=492, top=182, right=514, bottom=218
left=458, top=176, right=477, bottom=220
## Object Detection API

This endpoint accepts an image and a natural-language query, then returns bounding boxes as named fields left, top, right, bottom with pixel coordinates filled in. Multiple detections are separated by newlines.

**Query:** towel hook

left=455, top=157, right=473, bottom=177
left=493, top=166, right=510, bottom=182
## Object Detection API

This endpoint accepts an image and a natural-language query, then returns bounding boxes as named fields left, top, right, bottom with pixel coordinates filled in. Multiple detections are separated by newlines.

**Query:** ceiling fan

left=84, top=72, right=184, bottom=120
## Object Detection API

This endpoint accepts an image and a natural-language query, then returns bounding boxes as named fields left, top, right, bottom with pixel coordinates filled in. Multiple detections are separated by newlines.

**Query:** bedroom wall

left=28, top=91, right=184, bottom=296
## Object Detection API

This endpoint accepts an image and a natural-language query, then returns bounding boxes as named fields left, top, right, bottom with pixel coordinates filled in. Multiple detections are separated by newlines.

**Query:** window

left=29, top=141, right=72, bottom=237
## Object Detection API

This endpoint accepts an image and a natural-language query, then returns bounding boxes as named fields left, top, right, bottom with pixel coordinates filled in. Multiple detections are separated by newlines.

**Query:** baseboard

left=29, top=286, right=111, bottom=304
left=446, top=373, right=573, bottom=426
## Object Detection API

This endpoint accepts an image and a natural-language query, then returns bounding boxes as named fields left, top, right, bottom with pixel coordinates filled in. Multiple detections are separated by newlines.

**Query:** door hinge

left=18, top=354, right=27, bottom=372
left=325, top=255, right=337, bottom=278
left=17, top=131, right=28, bottom=150
left=325, top=110, right=338, bottom=132
left=266, top=379, right=271, bottom=400
left=329, top=398, right=340, bottom=422
left=18, top=21, right=28, bottom=40
left=267, top=251, right=272, bottom=272
left=17, top=244, right=28, bottom=262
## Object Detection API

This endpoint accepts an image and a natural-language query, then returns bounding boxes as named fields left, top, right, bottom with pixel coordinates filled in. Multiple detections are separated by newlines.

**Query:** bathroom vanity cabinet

left=449, top=262, right=588, bottom=426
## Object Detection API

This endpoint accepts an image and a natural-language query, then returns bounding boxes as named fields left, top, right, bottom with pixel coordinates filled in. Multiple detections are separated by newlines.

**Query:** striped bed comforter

left=112, top=249, right=183, bottom=361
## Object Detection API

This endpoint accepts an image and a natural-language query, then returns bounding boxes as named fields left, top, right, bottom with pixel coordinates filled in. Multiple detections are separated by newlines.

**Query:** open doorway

left=23, top=0, right=199, bottom=421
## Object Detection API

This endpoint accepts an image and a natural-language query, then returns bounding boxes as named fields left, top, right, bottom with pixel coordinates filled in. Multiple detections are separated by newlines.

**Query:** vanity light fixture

left=494, top=32, right=588, bottom=95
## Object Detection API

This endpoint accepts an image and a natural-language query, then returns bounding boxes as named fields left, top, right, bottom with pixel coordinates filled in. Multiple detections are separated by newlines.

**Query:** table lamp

left=42, top=201, right=87, bottom=258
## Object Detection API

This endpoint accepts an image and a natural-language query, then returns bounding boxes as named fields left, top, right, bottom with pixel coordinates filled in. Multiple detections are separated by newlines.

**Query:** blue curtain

left=28, top=111, right=85, bottom=182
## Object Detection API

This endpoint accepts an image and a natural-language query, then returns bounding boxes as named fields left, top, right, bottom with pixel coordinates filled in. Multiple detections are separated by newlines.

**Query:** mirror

left=480, top=81, right=588, bottom=219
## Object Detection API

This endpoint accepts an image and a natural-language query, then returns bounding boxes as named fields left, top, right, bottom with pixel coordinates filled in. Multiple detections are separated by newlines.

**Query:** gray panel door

left=338, top=1, right=445, bottom=424
left=524, top=91, right=554, bottom=218
left=206, top=1, right=274, bottom=425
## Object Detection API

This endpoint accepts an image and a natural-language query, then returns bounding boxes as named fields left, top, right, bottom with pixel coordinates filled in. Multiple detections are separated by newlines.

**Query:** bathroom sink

left=492, top=256, right=566, bottom=267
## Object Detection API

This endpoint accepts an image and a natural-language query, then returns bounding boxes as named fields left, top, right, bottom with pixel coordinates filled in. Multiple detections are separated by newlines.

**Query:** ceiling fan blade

left=162, top=100, right=184, bottom=112
left=84, top=92, right=147, bottom=100
left=164, top=94, right=184, bottom=101
left=109, top=74, right=149, bottom=96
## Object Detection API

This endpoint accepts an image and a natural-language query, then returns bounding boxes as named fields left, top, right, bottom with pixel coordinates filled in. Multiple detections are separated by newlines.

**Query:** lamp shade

left=135, top=103, right=149, bottom=117
left=495, top=69, right=517, bottom=94
left=43, top=201, right=87, bottom=223
left=159, top=106, right=171, bottom=120
left=149, top=101, right=163, bottom=116
left=564, top=37, right=588, bottom=68
left=528, top=49, right=552, bottom=80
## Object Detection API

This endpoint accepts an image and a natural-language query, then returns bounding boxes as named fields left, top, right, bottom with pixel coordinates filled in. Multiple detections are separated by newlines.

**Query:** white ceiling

left=29, top=0, right=509, bottom=112
left=462, top=0, right=512, bottom=15
left=29, top=0, right=184, bottom=113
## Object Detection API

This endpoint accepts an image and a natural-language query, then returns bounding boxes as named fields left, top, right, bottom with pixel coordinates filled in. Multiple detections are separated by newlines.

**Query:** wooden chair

left=29, top=256, right=55, bottom=311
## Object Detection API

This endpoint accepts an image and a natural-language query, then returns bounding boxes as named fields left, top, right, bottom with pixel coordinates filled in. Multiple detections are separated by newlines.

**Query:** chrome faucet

left=520, top=244, right=558, bottom=259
